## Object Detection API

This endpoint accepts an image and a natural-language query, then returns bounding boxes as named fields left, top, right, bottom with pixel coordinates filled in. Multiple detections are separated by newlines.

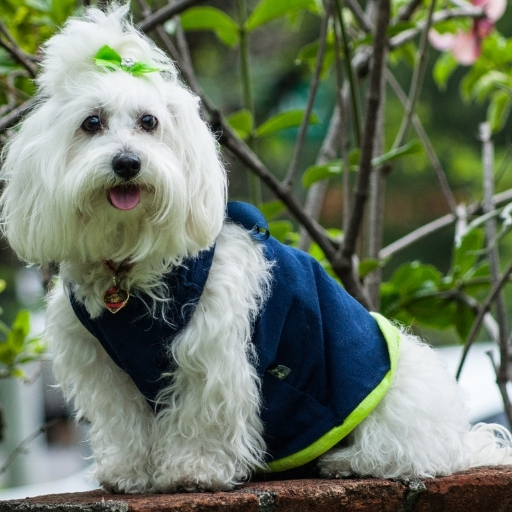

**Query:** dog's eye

left=81, top=115, right=102, bottom=133
left=140, top=115, right=158, bottom=132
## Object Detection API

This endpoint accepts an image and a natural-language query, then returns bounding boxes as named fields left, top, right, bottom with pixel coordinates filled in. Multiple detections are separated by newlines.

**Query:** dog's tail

left=468, top=422, right=512, bottom=467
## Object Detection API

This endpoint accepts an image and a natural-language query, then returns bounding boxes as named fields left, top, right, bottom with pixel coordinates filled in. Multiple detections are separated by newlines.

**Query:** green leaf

left=472, top=71, right=510, bottom=102
left=433, top=52, right=458, bottom=91
left=0, top=280, right=6, bottom=294
left=389, top=42, right=417, bottom=69
left=7, top=310, right=30, bottom=352
left=359, top=258, right=380, bottom=278
left=302, top=160, right=343, bottom=188
left=406, top=297, right=455, bottom=329
left=389, top=261, right=442, bottom=298
left=463, top=262, right=491, bottom=298
left=302, top=148, right=360, bottom=188
left=453, top=301, right=475, bottom=340
left=24, top=0, right=50, bottom=12
left=371, top=140, right=422, bottom=167
left=180, top=7, right=240, bottom=47
left=296, top=36, right=335, bottom=77
left=246, top=0, right=319, bottom=31
left=348, top=148, right=361, bottom=165
left=226, top=109, right=254, bottom=140
left=9, top=368, right=25, bottom=379
left=386, top=21, right=415, bottom=38
left=488, top=90, right=512, bottom=133
left=307, top=240, right=326, bottom=262
left=452, top=228, right=485, bottom=279
left=255, top=109, right=320, bottom=137
left=268, top=220, right=294, bottom=243
left=0, top=341, right=16, bottom=367
left=259, top=201, right=286, bottom=220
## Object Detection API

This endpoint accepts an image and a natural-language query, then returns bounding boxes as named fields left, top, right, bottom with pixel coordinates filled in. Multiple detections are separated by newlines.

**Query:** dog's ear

left=165, top=87, right=227, bottom=254
left=0, top=99, right=68, bottom=264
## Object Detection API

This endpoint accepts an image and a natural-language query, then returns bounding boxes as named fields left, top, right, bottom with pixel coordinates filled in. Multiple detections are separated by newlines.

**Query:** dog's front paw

left=178, top=479, right=236, bottom=493
left=154, top=473, right=241, bottom=493
left=101, top=478, right=155, bottom=494
left=318, top=467, right=353, bottom=479
left=318, top=457, right=354, bottom=479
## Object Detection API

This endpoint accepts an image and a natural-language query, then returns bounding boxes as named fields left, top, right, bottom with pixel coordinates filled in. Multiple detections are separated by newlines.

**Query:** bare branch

left=366, top=88, right=388, bottom=308
left=0, top=22, right=37, bottom=78
left=389, top=6, right=484, bottom=50
left=345, top=0, right=373, bottom=32
left=335, top=0, right=391, bottom=310
left=0, top=419, right=62, bottom=475
left=394, top=0, right=423, bottom=23
left=385, top=70, right=457, bottom=214
left=392, top=0, right=436, bottom=150
left=0, top=96, right=38, bottom=133
left=335, top=0, right=362, bottom=147
left=283, top=6, right=330, bottom=189
left=379, top=188, right=512, bottom=260
left=479, top=122, right=512, bottom=425
left=455, top=258, right=512, bottom=381
left=137, top=0, right=206, bottom=33
left=332, top=30, right=352, bottom=235
left=299, top=106, right=342, bottom=251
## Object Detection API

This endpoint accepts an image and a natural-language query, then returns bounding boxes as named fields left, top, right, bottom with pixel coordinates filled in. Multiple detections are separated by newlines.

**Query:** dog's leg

left=46, top=285, right=156, bottom=493
left=152, top=224, right=270, bottom=492
left=318, top=331, right=474, bottom=479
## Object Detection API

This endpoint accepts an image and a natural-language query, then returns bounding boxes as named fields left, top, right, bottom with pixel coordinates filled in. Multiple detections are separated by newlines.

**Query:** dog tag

left=103, top=286, right=130, bottom=314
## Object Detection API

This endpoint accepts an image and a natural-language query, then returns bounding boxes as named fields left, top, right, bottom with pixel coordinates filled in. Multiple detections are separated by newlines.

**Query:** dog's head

left=0, top=4, right=226, bottom=265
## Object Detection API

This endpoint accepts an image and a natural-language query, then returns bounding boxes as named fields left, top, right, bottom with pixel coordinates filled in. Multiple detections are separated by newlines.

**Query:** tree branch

left=394, top=0, right=423, bottom=23
left=389, top=6, right=484, bottom=50
left=334, top=0, right=363, bottom=148
left=379, top=189, right=512, bottom=260
left=137, top=0, right=206, bottom=33
left=0, top=22, right=37, bottom=78
left=0, top=419, right=62, bottom=476
left=0, top=96, right=38, bottom=132
left=345, top=0, right=373, bottom=32
left=335, top=0, right=390, bottom=310
left=298, top=105, right=342, bottom=251
left=455, top=258, right=512, bottom=381
left=392, top=0, right=436, bottom=150
left=479, top=122, right=512, bottom=426
left=386, top=69, right=457, bottom=214
left=283, top=5, right=330, bottom=189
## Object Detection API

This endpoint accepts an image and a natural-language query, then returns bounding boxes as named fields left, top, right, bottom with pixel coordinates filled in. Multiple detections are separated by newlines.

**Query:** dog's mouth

left=108, top=185, right=141, bottom=210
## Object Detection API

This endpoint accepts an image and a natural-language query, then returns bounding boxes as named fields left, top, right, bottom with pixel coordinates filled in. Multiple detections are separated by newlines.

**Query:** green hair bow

left=93, top=45, right=160, bottom=76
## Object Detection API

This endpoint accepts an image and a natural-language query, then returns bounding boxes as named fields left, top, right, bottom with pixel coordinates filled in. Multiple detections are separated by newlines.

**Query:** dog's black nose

left=112, top=152, right=141, bottom=180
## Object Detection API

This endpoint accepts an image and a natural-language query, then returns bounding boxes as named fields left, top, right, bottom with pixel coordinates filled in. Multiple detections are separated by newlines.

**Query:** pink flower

left=429, top=0, right=506, bottom=65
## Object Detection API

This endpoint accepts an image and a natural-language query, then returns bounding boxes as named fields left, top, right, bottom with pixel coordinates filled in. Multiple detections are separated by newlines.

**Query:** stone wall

left=1, top=466, right=511, bottom=512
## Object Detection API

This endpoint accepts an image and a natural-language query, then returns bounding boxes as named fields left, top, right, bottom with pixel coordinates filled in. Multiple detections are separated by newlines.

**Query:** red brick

left=412, top=466, right=512, bottom=512
left=1, top=467, right=512, bottom=512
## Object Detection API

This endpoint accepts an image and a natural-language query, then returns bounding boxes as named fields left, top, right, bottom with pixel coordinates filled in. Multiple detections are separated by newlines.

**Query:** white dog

left=1, top=4, right=511, bottom=494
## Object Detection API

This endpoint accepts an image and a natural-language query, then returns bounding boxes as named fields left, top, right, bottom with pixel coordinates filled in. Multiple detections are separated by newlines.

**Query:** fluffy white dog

left=1, top=4, right=511, bottom=494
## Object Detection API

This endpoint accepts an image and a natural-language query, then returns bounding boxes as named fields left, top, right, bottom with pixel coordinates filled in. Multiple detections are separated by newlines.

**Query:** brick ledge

left=0, top=466, right=511, bottom=512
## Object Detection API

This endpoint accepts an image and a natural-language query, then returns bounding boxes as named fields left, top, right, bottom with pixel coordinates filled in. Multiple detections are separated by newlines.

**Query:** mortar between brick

left=0, top=501, right=128, bottom=512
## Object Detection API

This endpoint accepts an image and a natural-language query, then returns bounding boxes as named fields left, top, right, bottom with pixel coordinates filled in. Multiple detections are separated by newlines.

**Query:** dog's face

left=0, top=5, right=226, bottom=265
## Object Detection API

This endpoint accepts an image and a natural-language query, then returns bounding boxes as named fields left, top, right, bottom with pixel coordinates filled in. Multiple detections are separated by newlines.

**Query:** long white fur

left=1, top=3, right=512, bottom=494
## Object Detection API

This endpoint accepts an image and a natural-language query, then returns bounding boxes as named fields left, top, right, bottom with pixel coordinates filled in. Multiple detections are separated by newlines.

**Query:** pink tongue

left=109, top=185, right=141, bottom=210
